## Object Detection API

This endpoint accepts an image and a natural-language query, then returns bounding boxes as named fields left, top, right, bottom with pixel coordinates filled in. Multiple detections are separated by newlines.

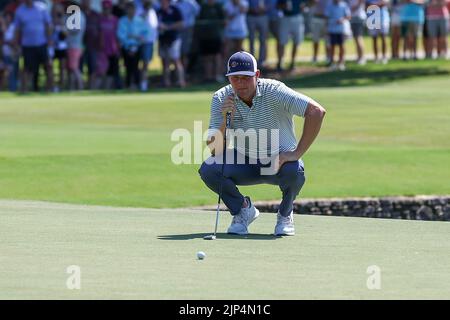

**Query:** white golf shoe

left=274, top=211, right=295, bottom=236
left=227, top=197, right=260, bottom=235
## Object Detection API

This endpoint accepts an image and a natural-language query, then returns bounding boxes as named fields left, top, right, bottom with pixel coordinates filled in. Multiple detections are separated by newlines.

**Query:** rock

left=252, top=196, right=450, bottom=221
left=417, top=206, right=433, bottom=220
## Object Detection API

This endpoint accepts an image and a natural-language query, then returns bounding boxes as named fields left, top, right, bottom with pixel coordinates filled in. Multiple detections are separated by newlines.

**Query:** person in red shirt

left=97, top=0, right=120, bottom=89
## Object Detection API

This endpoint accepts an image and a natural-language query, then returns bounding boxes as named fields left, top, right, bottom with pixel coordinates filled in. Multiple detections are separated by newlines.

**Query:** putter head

left=203, top=235, right=216, bottom=240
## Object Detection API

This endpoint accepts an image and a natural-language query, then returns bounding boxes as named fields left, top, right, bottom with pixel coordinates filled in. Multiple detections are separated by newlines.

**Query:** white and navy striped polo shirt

left=208, top=78, right=311, bottom=159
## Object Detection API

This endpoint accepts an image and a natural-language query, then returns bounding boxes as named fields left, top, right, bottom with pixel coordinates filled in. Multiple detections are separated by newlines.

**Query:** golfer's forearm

left=295, top=106, right=326, bottom=158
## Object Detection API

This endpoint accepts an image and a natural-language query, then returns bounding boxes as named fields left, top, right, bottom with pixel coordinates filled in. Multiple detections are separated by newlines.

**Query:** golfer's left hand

left=278, top=151, right=300, bottom=170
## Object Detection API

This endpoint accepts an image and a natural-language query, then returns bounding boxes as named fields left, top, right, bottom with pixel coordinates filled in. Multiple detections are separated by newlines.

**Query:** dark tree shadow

left=15, top=59, right=450, bottom=96
left=284, top=66, right=450, bottom=88
left=157, top=232, right=279, bottom=240
left=143, top=59, right=450, bottom=92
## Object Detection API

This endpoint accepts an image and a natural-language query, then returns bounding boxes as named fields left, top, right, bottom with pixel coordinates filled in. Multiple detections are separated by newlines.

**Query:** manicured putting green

left=1, top=200, right=449, bottom=299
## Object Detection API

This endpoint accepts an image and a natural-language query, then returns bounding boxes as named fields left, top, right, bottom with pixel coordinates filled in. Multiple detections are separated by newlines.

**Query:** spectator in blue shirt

left=14, top=0, right=54, bottom=93
left=325, top=0, right=351, bottom=70
left=117, top=0, right=148, bottom=89
left=400, top=0, right=425, bottom=60
left=223, top=0, right=249, bottom=68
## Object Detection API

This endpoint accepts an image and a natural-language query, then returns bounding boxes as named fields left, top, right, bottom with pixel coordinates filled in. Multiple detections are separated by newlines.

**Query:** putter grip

left=226, top=111, right=231, bottom=129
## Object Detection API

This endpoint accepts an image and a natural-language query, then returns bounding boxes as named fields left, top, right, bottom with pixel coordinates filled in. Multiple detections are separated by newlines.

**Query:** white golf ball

left=197, top=251, right=206, bottom=260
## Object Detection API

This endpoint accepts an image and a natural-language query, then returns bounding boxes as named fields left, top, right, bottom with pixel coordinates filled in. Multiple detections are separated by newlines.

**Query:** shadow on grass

left=13, top=60, right=450, bottom=96
left=149, top=62, right=450, bottom=92
left=158, top=232, right=279, bottom=240
left=284, top=65, right=450, bottom=88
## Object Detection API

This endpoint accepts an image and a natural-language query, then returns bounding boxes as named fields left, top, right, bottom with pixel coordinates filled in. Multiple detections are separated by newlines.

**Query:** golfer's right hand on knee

left=221, top=94, right=237, bottom=124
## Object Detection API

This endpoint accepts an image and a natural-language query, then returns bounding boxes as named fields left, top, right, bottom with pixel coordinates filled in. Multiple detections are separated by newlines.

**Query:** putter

left=204, top=111, right=232, bottom=240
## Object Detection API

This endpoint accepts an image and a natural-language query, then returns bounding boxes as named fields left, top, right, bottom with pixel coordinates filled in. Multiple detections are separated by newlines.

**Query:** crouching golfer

left=198, top=51, right=326, bottom=236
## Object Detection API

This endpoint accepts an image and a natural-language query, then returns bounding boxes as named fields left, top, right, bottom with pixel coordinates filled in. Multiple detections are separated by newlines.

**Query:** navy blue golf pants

left=198, top=150, right=305, bottom=217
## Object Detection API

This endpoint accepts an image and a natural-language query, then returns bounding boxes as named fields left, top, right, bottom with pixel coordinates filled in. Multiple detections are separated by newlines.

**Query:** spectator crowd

left=0, top=0, right=449, bottom=92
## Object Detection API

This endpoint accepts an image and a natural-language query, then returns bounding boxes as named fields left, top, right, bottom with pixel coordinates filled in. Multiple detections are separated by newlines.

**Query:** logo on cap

left=225, top=51, right=258, bottom=77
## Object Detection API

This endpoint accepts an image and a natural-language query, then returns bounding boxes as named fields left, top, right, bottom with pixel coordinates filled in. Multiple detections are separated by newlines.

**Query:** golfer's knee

left=283, top=172, right=305, bottom=190
left=198, top=161, right=220, bottom=184
left=279, top=163, right=305, bottom=190
left=292, top=173, right=306, bottom=191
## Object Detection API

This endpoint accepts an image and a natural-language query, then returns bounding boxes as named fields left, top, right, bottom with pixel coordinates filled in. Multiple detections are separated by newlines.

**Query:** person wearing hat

left=198, top=51, right=326, bottom=236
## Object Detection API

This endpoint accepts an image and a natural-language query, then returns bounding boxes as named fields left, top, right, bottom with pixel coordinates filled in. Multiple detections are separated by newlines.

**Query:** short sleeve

left=207, top=93, right=224, bottom=139
left=44, top=7, right=52, bottom=24
left=324, top=4, right=330, bottom=17
left=13, top=10, right=22, bottom=29
left=224, top=1, right=232, bottom=14
left=278, top=84, right=311, bottom=117
left=345, top=4, right=351, bottom=17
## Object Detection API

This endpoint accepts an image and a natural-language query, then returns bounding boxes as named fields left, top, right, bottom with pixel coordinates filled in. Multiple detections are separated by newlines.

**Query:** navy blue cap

left=225, top=51, right=257, bottom=77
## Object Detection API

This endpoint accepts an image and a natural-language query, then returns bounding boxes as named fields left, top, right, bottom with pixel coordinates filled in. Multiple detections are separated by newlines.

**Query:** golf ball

left=197, top=251, right=206, bottom=260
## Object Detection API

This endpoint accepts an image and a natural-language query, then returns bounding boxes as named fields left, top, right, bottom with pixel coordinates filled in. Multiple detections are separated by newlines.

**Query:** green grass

left=148, top=35, right=450, bottom=71
left=2, top=58, right=450, bottom=300
left=1, top=200, right=449, bottom=299
left=287, top=58, right=450, bottom=87
left=1, top=59, right=450, bottom=208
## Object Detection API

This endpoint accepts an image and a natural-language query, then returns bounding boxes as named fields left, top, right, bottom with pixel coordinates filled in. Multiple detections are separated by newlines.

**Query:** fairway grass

left=1, top=66, right=450, bottom=208
left=1, top=200, right=449, bottom=299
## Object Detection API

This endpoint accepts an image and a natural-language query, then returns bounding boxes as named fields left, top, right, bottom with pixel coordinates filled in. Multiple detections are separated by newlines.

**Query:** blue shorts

left=329, top=33, right=344, bottom=45
left=140, top=43, right=154, bottom=64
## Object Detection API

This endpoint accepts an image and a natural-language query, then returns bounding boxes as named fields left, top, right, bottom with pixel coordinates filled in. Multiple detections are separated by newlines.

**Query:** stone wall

left=254, top=195, right=450, bottom=221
